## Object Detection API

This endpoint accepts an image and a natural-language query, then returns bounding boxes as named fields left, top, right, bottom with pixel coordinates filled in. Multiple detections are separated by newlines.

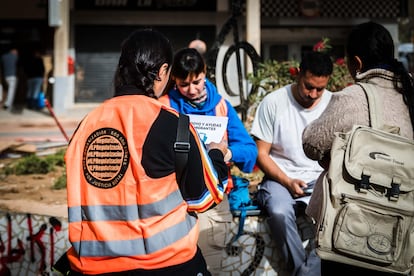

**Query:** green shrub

left=8, top=154, right=53, bottom=175
left=44, top=148, right=66, bottom=167
left=53, top=171, right=67, bottom=190
left=3, top=149, right=66, bottom=175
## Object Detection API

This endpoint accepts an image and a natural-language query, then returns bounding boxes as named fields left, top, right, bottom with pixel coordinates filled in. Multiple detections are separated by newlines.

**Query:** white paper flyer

left=188, top=114, right=228, bottom=144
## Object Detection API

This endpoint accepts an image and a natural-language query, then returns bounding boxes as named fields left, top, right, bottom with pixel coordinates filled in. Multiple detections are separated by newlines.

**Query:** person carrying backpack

left=303, top=21, right=414, bottom=276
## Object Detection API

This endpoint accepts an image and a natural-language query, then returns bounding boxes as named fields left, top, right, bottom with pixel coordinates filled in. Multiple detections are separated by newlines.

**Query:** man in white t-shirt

left=250, top=51, right=333, bottom=276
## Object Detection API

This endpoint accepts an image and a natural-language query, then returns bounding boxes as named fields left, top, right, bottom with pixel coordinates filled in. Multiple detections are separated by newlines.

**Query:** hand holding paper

left=207, top=139, right=229, bottom=159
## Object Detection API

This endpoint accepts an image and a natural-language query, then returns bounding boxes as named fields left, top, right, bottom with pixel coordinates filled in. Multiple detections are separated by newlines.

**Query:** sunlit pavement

left=0, top=104, right=96, bottom=143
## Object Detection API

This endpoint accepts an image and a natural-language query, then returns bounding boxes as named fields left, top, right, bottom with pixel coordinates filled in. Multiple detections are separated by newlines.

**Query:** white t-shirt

left=251, top=84, right=332, bottom=183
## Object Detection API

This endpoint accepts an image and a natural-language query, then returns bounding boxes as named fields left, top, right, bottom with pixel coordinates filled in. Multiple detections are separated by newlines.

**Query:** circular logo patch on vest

left=83, top=128, right=129, bottom=189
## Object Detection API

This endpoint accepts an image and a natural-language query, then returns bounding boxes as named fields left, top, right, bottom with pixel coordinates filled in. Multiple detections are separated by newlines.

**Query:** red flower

left=313, top=38, right=331, bottom=53
left=289, top=67, right=298, bottom=76
left=336, top=58, right=345, bottom=66
left=313, top=41, right=325, bottom=52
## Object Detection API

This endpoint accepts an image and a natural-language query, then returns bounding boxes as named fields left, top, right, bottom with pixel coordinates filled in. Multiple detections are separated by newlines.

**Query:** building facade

left=0, top=0, right=409, bottom=114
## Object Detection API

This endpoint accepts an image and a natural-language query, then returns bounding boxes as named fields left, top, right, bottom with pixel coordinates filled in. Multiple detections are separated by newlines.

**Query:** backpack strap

left=229, top=207, right=247, bottom=245
left=357, top=82, right=383, bottom=129
left=174, top=113, right=190, bottom=186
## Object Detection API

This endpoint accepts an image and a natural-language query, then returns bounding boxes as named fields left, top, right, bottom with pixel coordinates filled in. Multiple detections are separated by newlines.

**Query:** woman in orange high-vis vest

left=64, top=29, right=229, bottom=275
left=159, top=48, right=257, bottom=274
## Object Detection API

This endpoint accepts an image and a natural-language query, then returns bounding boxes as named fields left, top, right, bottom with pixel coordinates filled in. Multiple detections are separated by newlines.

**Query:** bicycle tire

left=221, top=41, right=260, bottom=98
left=221, top=41, right=261, bottom=120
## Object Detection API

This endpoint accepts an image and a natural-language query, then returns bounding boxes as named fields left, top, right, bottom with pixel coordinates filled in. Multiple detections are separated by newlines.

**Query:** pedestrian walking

left=1, top=47, right=19, bottom=111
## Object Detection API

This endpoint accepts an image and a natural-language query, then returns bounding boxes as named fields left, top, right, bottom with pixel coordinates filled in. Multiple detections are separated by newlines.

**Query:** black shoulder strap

left=174, top=113, right=190, bottom=186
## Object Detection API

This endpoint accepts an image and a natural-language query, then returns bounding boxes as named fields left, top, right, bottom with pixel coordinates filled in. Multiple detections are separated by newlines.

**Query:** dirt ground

left=0, top=159, right=67, bottom=218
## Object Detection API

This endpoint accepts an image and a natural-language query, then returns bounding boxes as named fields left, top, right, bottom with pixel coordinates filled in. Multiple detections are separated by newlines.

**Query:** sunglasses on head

left=304, top=82, right=325, bottom=92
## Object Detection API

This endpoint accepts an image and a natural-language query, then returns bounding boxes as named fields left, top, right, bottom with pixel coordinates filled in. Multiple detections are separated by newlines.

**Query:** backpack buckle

left=356, top=173, right=370, bottom=193
left=174, top=142, right=190, bottom=153
left=388, top=178, right=401, bottom=202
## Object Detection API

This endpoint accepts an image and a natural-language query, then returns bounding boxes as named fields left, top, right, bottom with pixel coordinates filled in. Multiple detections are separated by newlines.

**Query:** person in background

left=303, top=21, right=414, bottom=276
left=0, top=63, right=3, bottom=104
left=24, top=49, right=45, bottom=109
left=64, top=28, right=229, bottom=275
left=188, top=39, right=207, bottom=56
left=250, top=51, right=333, bottom=276
left=159, top=47, right=257, bottom=274
left=1, top=47, right=18, bottom=111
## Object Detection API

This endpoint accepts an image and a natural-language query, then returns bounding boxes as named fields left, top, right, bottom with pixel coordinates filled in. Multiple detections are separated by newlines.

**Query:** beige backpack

left=315, top=82, right=414, bottom=274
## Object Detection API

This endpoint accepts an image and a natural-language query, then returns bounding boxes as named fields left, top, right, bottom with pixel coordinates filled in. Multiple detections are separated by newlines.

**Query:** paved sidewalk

left=0, top=103, right=97, bottom=124
left=0, top=103, right=98, bottom=143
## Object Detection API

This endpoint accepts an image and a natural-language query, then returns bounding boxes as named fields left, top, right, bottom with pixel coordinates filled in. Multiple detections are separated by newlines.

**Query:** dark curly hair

left=113, top=28, right=173, bottom=98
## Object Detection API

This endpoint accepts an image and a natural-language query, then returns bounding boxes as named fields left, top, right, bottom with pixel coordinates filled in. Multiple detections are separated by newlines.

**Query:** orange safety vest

left=66, top=95, right=199, bottom=274
left=159, top=95, right=233, bottom=192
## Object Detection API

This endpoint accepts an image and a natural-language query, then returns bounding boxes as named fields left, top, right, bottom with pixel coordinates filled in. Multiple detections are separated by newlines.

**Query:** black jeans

left=56, top=247, right=211, bottom=276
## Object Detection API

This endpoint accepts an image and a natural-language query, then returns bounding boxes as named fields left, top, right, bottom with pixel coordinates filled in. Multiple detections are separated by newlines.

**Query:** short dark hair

left=299, top=51, right=333, bottom=77
left=171, top=48, right=206, bottom=80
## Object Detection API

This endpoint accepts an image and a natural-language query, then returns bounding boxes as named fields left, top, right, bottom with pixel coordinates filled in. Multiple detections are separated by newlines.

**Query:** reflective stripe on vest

left=66, top=95, right=199, bottom=273
left=68, top=189, right=185, bottom=223
left=71, top=214, right=197, bottom=257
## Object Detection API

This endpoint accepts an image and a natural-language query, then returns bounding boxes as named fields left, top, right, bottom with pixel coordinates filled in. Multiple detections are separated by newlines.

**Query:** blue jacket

left=163, top=79, right=257, bottom=173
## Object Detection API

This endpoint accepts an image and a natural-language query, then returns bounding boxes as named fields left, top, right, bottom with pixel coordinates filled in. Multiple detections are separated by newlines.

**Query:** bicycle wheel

left=221, top=41, right=261, bottom=120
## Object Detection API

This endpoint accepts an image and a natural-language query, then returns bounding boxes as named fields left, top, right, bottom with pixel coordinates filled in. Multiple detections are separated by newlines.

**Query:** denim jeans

left=4, top=76, right=17, bottom=109
left=26, top=77, right=44, bottom=101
